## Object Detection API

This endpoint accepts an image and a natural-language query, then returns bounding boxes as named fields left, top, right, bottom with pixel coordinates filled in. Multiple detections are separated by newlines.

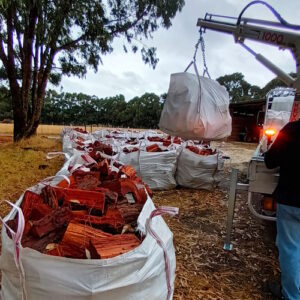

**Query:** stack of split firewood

left=6, top=160, right=152, bottom=260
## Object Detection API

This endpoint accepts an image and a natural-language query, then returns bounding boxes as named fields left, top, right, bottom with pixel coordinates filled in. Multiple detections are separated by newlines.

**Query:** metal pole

left=223, top=168, right=238, bottom=251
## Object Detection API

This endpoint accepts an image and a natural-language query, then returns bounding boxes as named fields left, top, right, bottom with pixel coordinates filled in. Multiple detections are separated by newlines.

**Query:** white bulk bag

left=139, top=150, right=178, bottom=190
left=159, top=64, right=232, bottom=140
left=0, top=194, right=177, bottom=300
left=118, top=148, right=141, bottom=177
left=176, top=147, right=224, bottom=191
left=62, top=132, right=76, bottom=158
left=91, top=129, right=110, bottom=140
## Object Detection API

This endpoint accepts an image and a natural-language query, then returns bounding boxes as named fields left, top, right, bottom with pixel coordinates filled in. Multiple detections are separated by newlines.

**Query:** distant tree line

left=41, top=91, right=164, bottom=128
left=0, top=72, right=294, bottom=127
left=215, top=72, right=295, bottom=103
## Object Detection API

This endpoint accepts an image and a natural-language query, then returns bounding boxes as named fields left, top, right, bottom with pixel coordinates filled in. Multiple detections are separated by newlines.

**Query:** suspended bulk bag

left=159, top=65, right=232, bottom=140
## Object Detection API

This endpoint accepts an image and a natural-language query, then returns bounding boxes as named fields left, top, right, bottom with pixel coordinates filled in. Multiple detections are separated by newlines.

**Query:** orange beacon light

left=264, top=128, right=276, bottom=148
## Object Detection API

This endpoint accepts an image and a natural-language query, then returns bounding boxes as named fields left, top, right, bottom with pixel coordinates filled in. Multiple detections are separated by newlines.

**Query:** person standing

left=264, top=119, right=300, bottom=300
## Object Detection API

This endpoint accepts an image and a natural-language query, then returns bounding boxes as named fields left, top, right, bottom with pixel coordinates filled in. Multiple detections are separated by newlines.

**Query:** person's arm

left=264, top=125, right=289, bottom=169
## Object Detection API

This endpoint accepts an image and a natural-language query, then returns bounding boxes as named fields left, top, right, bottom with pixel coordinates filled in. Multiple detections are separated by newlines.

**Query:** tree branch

left=12, top=10, right=24, bottom=59
left=109, top=5, right=151, bottom=36
left=22, top=3, right=38, bottom=118
left=30, top=41, right=39, bottom=120
left=55, top=34, right=85, bottom=52
left=0, top=36, right=8, bottom=69
left=5, top=5, right=21, bottom=108
left=7, top=5, right=15, bottom=68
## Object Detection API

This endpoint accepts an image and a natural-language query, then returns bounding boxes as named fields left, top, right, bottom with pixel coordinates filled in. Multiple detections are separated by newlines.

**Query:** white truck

left=197, top=1, right=300, bottom=250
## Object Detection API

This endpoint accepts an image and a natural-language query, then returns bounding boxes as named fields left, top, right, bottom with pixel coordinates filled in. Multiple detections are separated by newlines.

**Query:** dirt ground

left=0, top=137, right=279, bottom=299
left=152, top=141, right=279, bottom=299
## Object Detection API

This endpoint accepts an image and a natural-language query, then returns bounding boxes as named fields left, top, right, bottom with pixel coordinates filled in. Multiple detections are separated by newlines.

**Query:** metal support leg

left=223, top=168, right=238, bottom=251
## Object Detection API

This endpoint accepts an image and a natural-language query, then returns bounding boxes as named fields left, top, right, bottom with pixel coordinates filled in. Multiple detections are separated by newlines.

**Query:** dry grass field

left=0, top=136, right=64, bottom=213
left=0, top=123, right=109, bottom=136
left=0, top=136, right=278, bottom=299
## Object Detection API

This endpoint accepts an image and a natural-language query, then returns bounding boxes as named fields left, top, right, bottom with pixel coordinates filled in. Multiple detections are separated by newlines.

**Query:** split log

left=89, top=233, right=141, bottom=259
left=186, top=145, right=216, bottom=156
left=72, top=170, right=99, bottom=190
left=31, top=207, right=72, bottom=238
left=146, top=144, right=162, bottom=152
left=53, top=187, right=106, bottom=213
left=95, top=187, right=118, bottom=205
left=99, top=179, right=147, bottom=204
left=120, top=165, right=136, bottom=179
left=117, top=200, right=144, bottom=225
left=41, top=185, right=58, bottom=209
left=57, top=176, right=75, bottom=188
left=120, top=179, right=147, bottom=204
left=46, top=242, right=87, bottom=259
left=22, top=227, right=66, bottom=253
left=73, top=208, right=125, bottom=233
left=62, top=221, right=112, bottom=248
left=21, top=190, right=52, bottom=221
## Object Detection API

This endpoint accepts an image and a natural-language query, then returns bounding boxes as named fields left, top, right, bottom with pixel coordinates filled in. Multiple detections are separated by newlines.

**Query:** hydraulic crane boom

left=197, top=14, right=300, bottom=90
left=197, top=12, right=300, bottom=121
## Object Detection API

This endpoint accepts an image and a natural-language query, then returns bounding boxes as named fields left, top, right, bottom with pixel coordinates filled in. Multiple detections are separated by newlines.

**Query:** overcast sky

left=57, top=0, right=300, bottom=101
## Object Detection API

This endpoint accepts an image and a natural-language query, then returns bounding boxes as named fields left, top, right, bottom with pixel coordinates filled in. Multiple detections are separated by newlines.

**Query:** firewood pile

left=1, top=128, right=180, bottom=300
left=62, top=128, right=225, bottom=191
left=6, top=160, right=151, bottom=260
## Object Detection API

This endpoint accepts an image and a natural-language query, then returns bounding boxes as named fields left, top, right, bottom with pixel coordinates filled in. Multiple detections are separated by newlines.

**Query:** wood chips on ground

left=0, top=137, right=279, bottom=299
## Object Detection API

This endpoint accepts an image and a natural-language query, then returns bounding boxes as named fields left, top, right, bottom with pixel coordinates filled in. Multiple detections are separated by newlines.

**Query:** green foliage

left=40, top=90, right=163, bottom=128
left=216, top=72, right=264, bottom=102
left=120, top=93, right=162, bottom=128
left=0, top=85, right=12, bottom=120
left=216, top=72, right=297, bottom=103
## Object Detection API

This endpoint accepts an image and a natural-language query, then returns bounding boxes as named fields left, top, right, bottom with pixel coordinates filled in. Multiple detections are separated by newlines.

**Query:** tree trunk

left=12, top=89, right=45, bottom=141
left=10, top=85, right=26, bottom=141
left=25, top=119, right=40, bottom=138
left=13, top=110, right=26, bottom=141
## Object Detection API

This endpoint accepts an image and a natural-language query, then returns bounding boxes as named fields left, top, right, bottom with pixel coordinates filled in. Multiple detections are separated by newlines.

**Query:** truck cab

left=248, top=87, right=296, bottom=195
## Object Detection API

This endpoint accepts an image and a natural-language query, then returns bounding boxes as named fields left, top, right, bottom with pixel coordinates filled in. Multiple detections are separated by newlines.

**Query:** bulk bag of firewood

left=118, top=146, right=141, bottom=177
left=159, top=63, right=232, bottom=140
left=61, top=129, right=76, bottom=158
left=139, top=149, right=178, bottom=190
left=0, top=190, right=177, bottom=300
left=176, top=145, right=224, bottom=190
left=61, top=128, right=93, bottom=158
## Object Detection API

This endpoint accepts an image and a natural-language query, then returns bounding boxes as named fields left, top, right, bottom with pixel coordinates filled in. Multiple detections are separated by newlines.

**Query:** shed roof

left=229, top=99, right=265, bottom=110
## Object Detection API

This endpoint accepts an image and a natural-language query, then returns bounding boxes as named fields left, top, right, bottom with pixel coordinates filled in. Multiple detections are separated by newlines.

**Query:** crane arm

left=197, top=14, right=300, bottom=90
left=197, top=16, right=300, bottom=49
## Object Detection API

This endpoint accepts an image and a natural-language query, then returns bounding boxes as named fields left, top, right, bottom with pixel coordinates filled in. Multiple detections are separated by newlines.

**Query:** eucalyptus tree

left=0, top=0, right=184, bottom=140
